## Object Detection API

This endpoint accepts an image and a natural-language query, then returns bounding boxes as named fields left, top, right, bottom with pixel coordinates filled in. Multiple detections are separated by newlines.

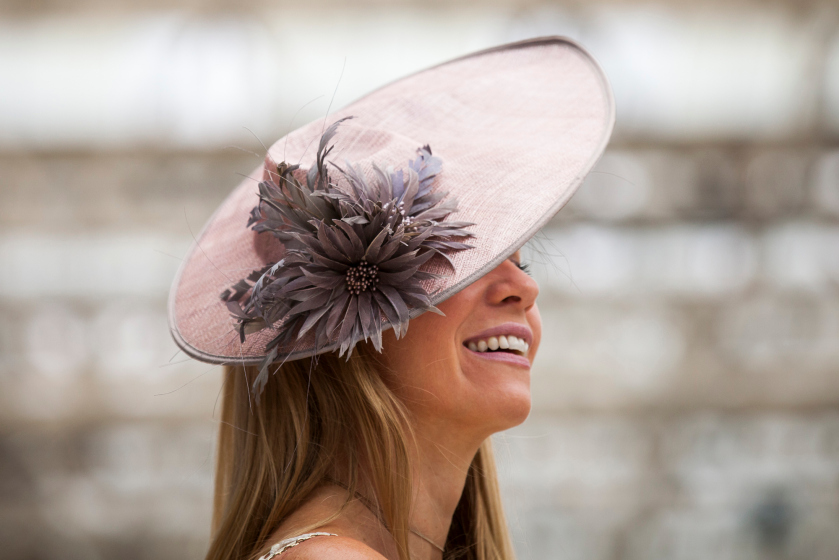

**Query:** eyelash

left=515, top=261, right=531, bottom=275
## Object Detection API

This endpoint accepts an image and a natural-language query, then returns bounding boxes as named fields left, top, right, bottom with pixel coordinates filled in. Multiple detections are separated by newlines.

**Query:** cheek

left=528, top=304, right=542, bottom=357
left=382, top=289, right=477, bottom=378
left=380, top=311, right=462, bottom=396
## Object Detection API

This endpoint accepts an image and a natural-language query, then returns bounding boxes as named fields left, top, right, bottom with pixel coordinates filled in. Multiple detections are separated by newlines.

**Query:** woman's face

left=379, top=251, right=541, bottom=441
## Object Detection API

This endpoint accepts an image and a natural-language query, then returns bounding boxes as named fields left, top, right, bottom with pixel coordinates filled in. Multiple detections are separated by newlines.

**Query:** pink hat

left=168, top=37, right=615, bottom=387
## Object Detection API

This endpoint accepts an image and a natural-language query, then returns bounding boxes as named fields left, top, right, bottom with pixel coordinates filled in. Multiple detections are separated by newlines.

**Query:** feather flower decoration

left=221, top=118, right=474, bottom=391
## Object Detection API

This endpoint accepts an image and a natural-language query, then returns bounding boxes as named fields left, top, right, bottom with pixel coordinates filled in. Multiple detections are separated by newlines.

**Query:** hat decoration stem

left=221, top=118, right=475, bottom=393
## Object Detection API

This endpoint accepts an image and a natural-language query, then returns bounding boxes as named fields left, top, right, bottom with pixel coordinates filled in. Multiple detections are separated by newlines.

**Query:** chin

left=490, top=382, right=532, bottom=431
left=460, top=360, right=532, bottom=435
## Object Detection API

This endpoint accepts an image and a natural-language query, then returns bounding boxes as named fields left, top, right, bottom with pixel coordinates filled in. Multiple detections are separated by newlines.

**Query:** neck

left=333, top=424, right=484, bottom=560
left=275, top=423, right=488, bottom=560
left=401, top=419, right=487, bottom=560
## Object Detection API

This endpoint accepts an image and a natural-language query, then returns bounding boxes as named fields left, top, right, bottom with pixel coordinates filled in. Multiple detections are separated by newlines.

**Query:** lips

left=462, top=322, right=533, bottom=368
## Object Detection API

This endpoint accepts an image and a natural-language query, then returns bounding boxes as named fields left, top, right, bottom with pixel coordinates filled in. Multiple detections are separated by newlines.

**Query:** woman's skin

left=272, top=250, right=541, bottom=560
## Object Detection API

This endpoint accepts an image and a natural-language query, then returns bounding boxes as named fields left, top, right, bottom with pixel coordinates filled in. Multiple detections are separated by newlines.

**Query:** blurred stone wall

left=2, top=2, right=839, bottom=560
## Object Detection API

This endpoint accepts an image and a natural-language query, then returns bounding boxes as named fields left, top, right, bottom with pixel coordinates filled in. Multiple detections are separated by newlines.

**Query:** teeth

left=465, top=334, right=529, bottom=355
left=509, top=336, right=529, bottom=353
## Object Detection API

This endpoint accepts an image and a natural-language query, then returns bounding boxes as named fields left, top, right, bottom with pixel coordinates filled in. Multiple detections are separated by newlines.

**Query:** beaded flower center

left=397, top=201, right=413, bottom=226
left=345, top=259, right=379, bottom=295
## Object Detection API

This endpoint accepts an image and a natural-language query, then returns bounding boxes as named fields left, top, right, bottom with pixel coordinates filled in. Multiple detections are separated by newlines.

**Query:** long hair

left=206, top=346, right=516, bottom=560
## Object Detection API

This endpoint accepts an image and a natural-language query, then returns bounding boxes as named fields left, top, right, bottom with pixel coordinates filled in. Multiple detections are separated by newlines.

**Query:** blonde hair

left=206, top=345, right=516, bottom=560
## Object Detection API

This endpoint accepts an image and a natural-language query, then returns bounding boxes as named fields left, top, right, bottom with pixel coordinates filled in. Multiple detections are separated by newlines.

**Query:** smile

left=465, top=335, right=529, bottom=356
left=461, top=322, right=533, bottom=368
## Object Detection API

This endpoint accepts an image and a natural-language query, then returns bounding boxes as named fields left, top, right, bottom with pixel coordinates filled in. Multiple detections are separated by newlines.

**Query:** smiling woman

left=168, top=37, right=614, bottom=560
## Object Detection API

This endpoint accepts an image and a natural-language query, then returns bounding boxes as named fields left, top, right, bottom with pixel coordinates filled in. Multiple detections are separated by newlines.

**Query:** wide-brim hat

left=169, top=36, right=615, bottom=369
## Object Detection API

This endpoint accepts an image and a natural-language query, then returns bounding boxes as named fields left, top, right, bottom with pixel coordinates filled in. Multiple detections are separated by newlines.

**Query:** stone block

left=0, top=152, right=256, bottom=233
left=649, top=414, right=839, bottom=560
left=566, top=151, right=653, bottom=221
left=660, top=414, right=839, bottom=505
left=811, top=150, right=839, bottom=216
left=531, top=302, right=687, bottom=409
left=561, top=148, right=819, bottom=223
left=0, top=6, right=830, bottom=149
left=499, top=413, right=839, bottom=560
left=0, top=422, right=214, bottom=559
left=551, top=7, right=820, bottom=143
left=0, top=298, right=221, bottom=423
left=744, top=150, right=810, bottom=219
left=533, top=224, right=756, bottom=297
left=0, top=233, right=191, bottom=299
left=639, top=149, right=710, bottom=220
left=529, top=225, right=636, bottom=295
left=676, top=150, right=743, bottom=220
left=498, top=416, right=654, bottom=507
left=24, top=303, right=90, bottom=380
left=760, top=223, right=839, bottom=291
left=823, top=34, right=839, bottom=136
left=717, top=295, right=839, bottom=377
left=509, top=508, right=622, bottom=560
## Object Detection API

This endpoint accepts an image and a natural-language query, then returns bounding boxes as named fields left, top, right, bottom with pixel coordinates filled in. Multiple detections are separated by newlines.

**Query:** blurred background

left=2, top=0, right=839, bottom=559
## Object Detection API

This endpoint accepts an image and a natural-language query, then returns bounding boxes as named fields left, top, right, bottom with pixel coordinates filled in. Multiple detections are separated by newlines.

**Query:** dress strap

left=258, top=532, right=338, bottom=560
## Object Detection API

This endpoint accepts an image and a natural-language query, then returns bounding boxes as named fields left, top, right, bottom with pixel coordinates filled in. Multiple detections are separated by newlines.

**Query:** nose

left=485, top=258, right=539, bottom=311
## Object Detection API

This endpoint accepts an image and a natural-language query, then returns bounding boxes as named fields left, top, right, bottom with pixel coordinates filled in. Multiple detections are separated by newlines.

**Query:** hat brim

left=169, top=36, right=615, bottom=365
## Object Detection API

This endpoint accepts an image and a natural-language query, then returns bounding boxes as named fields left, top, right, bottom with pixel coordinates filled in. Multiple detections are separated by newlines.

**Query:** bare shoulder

left=281, top=535, right=388, bottom=560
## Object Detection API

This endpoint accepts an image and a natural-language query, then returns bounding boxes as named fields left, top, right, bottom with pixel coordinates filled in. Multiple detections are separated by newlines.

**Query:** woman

left=168, top=37, right=614, bottom=560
